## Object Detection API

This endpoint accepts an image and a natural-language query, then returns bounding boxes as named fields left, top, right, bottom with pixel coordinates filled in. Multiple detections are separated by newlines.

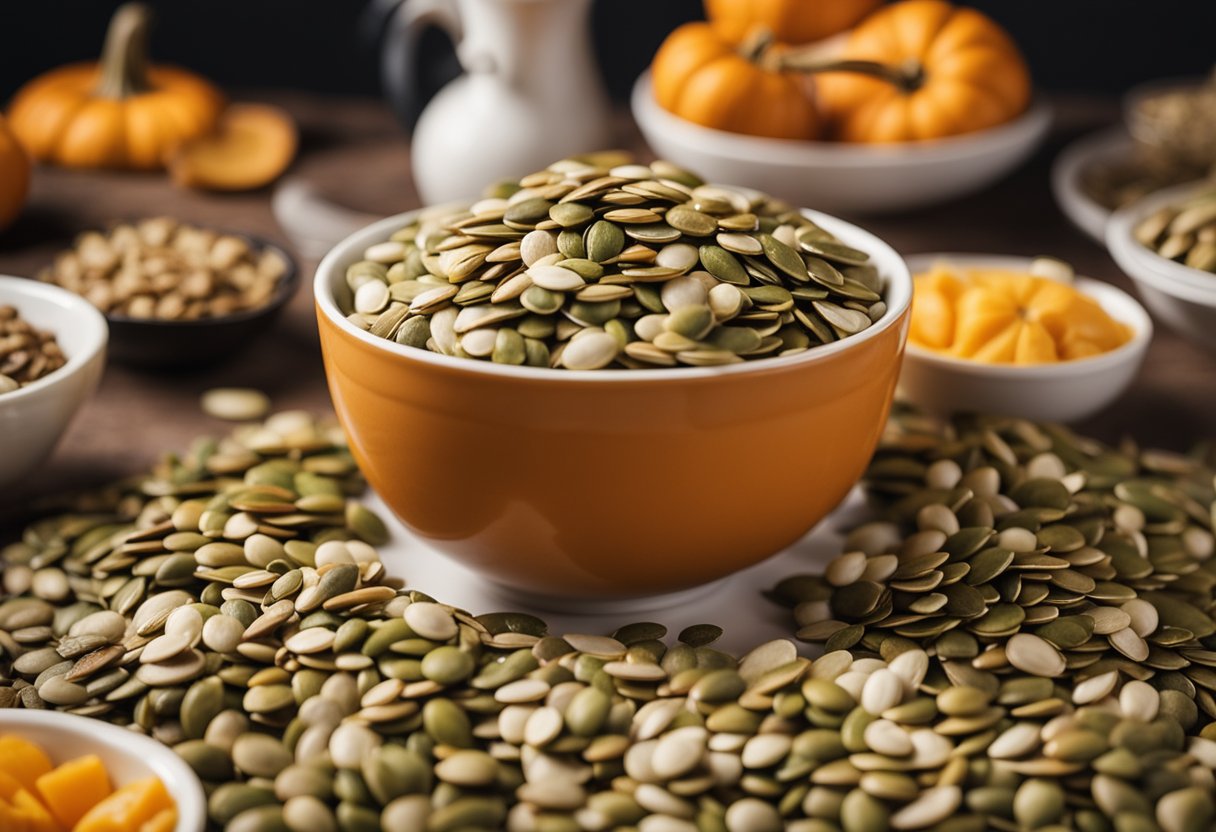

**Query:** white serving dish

left=0, top=277, right=107, bottom=490
left=1107, top=182, right=1216, bottom=350
left=1050, top=126, right=1135, bottom=244
left=631, top=70, right=1052, bottom=215
left=897, top=254, right=1152, bottom=423
left=0, top=710, right=205, bottom=832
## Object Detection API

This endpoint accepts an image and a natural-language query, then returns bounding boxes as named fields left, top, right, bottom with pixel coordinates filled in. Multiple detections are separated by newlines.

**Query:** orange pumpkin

left=705, top=0, right=884, bottom=46
left=8, top=3, right=224, bottom=169
left=910, top=265, right=1132, bottom=364
left=811, top=0, right=1031, bottom=142
left=0, top=116, right=30, bottom=231
left=651, top=22, right=820, bottom=140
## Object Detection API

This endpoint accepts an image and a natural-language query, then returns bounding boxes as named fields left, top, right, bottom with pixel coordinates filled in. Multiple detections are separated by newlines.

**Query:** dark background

left=1, top=1, right=1213, bottom=115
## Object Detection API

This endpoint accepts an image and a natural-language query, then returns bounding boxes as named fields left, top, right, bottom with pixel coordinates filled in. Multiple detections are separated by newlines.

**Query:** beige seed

left=164, top=606, right=203, bottom=644
left=890, top=786, right=961, bottom=830
left=140, top=632, right=193, bottom=664
left=1109, top=627, right=1150, bottom=662
left=887, top=649, right=929, bottom=693
left=328, top=722, right=382, bottom=770
left=651, top=726, right=708, bottom=780
left=740, top=733, right=792, bottom=769
left=495, top=678, right=551, bottom=704
left=528, top=265, right=585, bottom=292
left=1119, top=680, right=1160, bottom=721
left=284, top=628, right=336, bottom=654
left=524, top=706, right=564, bottom=747
left=860, top=669, right=904, bottom=715
left=988, top=722, right=1042, bottom=759
left=825, top=551, right=867, bottom=587
left=563, top=633, right=627, bottom=658
left=354, top=279, right=390, bottom=314
left=724, top=798, right=781, bottom=832
left=1073, top=671, right=1119, bottom=705
left=1121, top=599, right=1159, bottom=637
left=560, top=331, right=619, bottom=370
left=404, top=602, right=458, bottom=642
left=520, top=230, right=558, bottom=266
left=864, top=720, right=912, bottom=757
left=434, top=750, right=499, bottom=787
left=201, top=388, right=271, bottom=421
left=1006, top=633, right=1066, bottom=677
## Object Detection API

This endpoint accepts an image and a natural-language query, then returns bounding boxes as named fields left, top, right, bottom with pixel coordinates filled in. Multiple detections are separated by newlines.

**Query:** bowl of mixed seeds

left=38, top=218, right=298, bottom=369
left=1107, top=182, right=1216, bottom=351
left=0, top=276, right=107, bottom=488
left=314, top=155, right=912, bottom=600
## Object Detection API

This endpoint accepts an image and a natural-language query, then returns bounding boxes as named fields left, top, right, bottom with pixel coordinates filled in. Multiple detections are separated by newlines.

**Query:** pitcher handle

left=372, top=0, right=463, bottom=130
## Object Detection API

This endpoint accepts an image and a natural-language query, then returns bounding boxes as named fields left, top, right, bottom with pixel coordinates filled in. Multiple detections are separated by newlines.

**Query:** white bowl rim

left=1050, top=125, right=1133, bottom=243
left=0, top=709, right=206, bottom=832
left=1107, top=180, right=1216, bottom=296
left=315, top=207, right=912, bottom=384
left=630, top=70, right=1054, bottom=167
left=901, top=253, right=1153, bottom=378
left=0, top=276, right=108, bottom=403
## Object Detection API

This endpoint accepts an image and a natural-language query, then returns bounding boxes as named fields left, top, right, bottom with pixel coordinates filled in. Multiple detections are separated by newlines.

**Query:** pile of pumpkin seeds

left=772, top=407, right=1216, bottom=830
left=341, top=153, right=886, bottom=370
left=5, top=408, right=1216, bottom=831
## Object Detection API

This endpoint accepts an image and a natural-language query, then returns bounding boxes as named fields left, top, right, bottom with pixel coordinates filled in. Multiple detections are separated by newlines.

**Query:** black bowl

left=103, top=235, right=300, bottom=369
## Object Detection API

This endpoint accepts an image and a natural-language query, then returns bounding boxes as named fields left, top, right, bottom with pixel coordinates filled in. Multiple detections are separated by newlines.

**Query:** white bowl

left=0, top=710, right=205, bottom=832
left=898, top=254, right=1152, bottom=423
left=1107, top=182, right=1216, bottom=349
left=0, top=277, right=107, bottom=489
left=1050, top=126, right=1134, bottom=244
left=631, top=70, right=1052, bottom=215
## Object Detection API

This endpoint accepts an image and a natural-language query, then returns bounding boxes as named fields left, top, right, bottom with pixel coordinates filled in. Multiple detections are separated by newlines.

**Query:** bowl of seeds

left=314, top=155, right=912, bottom=600
left=0, top=276, right=106, bottom=488
left=1108, top=181, right=1216, bottom=350
left=38, top=217, right=297, bottom=368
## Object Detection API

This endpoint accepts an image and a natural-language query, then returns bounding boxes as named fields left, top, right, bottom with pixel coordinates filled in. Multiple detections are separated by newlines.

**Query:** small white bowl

left=631, top=70, right=1052, bottom=215
left=898, top=254, right=1152, bottom=423
left=0, top=277, right=107, bottom=488
left=1107, top=182, right=1216, bottom=350
left=0, top=710, right=205, bottom=832
left=1050, top=126, right=1134, bottom=244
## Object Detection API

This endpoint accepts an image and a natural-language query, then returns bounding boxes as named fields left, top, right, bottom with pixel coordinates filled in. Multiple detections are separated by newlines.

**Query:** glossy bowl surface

left=631, top=71, right=1052, bottom=215
left=1107, top=183, right=1216, bottom=350
left=0, top=276, right=106, bottom=490
left=103, top=234, right=299, bottom=369
left=316, top=208, right=911, bottom=598
left=898, top=254, right=1152, bottom=423
left=0, top=709, right=205, bottom=832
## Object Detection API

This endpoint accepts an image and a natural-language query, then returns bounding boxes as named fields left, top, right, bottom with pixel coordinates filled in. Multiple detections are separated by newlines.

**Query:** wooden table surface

left=2, top=92, right=1213, bottom=515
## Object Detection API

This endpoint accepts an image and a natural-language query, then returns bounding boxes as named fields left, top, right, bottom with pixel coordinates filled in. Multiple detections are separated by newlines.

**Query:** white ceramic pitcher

left=378, top=0, right=612, bottom=204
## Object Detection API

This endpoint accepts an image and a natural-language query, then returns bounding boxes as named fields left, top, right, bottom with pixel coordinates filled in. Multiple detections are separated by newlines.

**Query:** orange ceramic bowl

left=315, top=208, right=911, bottom=599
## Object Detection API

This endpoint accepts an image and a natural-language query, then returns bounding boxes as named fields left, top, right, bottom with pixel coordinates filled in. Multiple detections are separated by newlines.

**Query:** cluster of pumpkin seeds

left=6, top=409, right=1216, bottom=832
left=341, top=153, right=886, bottom=370
left=772, top=408, right=1216, bottom=830
left=1135, top=187, right=1216, bottom=273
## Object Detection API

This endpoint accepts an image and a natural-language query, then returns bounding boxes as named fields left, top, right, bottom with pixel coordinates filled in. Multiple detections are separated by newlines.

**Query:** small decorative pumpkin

left=651, top=22, right=820, bottom=140
left=169, top=103, right=298, bottom=192
left=8, top=3, right=225, bottom=169
left=0, top=116, right=30, bottom=231
left=910, top=264, right=1132, bottom=364
left=704, top=0, right=884, bottom=46
left=808, top=0, right=1032, bottom=142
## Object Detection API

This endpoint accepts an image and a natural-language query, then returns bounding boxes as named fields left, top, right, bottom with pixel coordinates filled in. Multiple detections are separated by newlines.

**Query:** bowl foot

left=479, top=577, right=727, bottom=617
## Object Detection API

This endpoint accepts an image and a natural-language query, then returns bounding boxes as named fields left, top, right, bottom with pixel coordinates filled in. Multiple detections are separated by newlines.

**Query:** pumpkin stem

left=739, top=28, right=776, bottom=64
left=95, top=2, right=154, bottom=99
left=780, top=55, right=926, bottom=94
